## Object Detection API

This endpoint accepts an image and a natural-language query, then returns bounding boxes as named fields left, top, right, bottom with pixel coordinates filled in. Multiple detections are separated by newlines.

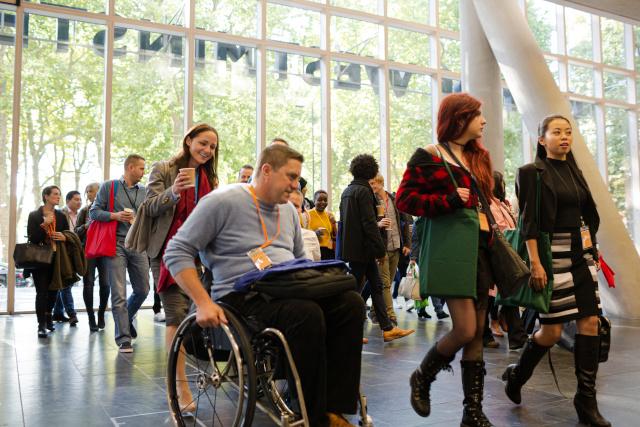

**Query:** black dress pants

left=350, top=259, right=393, bottom=331
left=83, top=257, right=110, bottom=314
left=220, top=290, right=364, bottom=427
left=32, top=266, right=58, bottom=325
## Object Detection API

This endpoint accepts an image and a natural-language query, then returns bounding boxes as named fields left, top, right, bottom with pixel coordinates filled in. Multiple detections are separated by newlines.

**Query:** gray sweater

left=90, top=178, right=146, bottom=240
left=163, top=184, right=305, bottom=300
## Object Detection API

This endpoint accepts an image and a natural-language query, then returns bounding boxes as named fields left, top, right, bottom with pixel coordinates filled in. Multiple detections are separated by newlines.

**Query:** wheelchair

left=167, top=303, right=374, bottom=427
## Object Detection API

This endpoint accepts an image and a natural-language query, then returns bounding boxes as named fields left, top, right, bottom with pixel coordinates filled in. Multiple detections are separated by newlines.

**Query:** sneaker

left=383, top=327, right=415, bottom=342
left=367, top=310, right=379, bottom=325
left=153, top=312, right=166, bottom=322
left=483, top=338, right=500, bottom=349
left=52, top=314, right=69, bottom=322
left=119, top=342, right=133, bottom=353
left=436, top=311, right=450, bottom=320
left=508, top=341, right=525, bottom=351
left=68, top=315, right=79, bottom=327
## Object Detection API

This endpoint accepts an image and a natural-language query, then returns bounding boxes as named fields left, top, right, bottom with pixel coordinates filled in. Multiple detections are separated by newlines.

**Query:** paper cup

left=180, top=168, right=196, bottom=187
left=376, top=205, right=385, bottom=218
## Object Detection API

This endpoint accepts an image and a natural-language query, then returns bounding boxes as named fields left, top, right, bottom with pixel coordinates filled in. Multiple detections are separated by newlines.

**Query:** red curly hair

left=437, top=93, right=494, bottom=199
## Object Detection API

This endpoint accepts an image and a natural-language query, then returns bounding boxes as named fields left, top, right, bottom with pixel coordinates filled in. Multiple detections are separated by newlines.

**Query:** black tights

left=82, top=257, right=109, bottom=317
left=437, top=298, right=486, bottom=361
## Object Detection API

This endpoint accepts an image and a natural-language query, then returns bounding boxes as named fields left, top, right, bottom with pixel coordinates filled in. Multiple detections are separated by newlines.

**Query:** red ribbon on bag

left=599, top=255, right=615, bottom=288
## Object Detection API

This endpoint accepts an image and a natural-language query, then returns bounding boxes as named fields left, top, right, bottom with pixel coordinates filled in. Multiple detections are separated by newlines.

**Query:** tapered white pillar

left=471, top=0, right=640, bottom=318
left=460, top=0, right=504, bottom=169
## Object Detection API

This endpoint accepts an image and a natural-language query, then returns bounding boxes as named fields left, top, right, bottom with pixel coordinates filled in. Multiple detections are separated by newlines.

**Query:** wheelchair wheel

left=167, top=311, right=257, bottom=427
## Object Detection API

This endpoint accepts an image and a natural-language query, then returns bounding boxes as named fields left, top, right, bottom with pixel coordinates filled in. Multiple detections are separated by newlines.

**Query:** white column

left=459, top=0, right=504, bottom=169
left=472, top=0, right=640, bottom=319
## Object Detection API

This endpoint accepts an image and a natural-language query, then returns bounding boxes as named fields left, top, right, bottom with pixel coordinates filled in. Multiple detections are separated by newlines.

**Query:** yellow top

left=306, top=209, right=336, bottom=249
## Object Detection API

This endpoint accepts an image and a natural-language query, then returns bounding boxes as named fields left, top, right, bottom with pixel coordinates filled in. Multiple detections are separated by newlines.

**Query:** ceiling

left=549, top=0, right=640, bottom=24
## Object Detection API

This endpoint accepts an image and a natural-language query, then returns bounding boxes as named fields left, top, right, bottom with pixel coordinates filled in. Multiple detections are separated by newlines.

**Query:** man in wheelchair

left=164, top=144, right=365, bottom=427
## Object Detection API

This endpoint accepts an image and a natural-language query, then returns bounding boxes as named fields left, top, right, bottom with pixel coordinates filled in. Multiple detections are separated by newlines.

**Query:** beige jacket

left=142, top=160, right=180, bottom=259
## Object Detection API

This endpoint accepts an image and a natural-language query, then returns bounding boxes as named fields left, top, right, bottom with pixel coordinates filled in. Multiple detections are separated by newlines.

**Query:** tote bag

left=85, top=181, right=118, bottom=259
left=496, top=173, right=554, bottom=313
left=416, top=152, right=479, bottom=300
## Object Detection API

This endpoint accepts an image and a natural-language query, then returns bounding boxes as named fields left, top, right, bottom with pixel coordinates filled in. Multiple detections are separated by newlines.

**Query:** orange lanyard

left=248, top=186, right=281, bottom=249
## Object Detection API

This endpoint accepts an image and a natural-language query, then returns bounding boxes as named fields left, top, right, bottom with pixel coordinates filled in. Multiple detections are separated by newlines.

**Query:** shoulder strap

left=535, top=171, right=541, bottom=224
left=433, top=145, right=459, bottom=189
left=109, top=180, right=119, bottom=213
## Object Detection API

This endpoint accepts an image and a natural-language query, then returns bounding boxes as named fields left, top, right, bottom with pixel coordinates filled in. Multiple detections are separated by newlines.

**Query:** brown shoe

left=383, top=326, right=415, bottom=342
left=327, top=412, right=356, bottom=427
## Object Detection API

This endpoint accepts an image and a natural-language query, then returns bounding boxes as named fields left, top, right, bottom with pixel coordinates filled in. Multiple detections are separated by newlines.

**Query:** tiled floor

left=1, top=305, right=638, bottom=427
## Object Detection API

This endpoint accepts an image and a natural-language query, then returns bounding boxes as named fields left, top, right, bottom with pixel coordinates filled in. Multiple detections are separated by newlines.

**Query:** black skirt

left=539, top=230, right=602, bottom=325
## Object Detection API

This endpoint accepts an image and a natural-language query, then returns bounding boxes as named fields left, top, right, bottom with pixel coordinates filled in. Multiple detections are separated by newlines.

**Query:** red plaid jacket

left=396, top=147, right=478, bottom=218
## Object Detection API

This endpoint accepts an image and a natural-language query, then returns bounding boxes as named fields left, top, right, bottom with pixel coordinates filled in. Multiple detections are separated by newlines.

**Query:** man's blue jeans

left=103, top=240, right=150, bottom=345
left=53, top=286, right=76, bottom=317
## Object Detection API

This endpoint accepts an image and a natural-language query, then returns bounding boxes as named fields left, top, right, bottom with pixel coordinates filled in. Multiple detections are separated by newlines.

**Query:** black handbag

left=13, top=242, right=54, bottom=269
left=598, top=315, right=611, bottom=363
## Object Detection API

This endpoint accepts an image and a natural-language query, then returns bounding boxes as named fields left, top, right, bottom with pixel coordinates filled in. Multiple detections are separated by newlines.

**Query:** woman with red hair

left=396, top=93, right=495, bottom=427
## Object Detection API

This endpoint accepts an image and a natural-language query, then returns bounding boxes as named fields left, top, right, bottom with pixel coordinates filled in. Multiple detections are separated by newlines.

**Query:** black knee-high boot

left=502, top=337, right=550, bottom=404
left=573, top=334, right=611, bottom=427
left=460, top=360, right=493, bottom=427
left=409, top=343, right=454, bottom=417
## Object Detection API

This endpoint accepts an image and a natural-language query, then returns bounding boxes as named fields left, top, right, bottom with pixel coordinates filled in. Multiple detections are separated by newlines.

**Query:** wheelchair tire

left=167, top=311, right=257, bottom=427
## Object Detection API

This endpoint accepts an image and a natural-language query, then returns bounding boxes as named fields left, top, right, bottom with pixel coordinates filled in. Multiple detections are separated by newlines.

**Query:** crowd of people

left=23, top=92, right=610, bottom=427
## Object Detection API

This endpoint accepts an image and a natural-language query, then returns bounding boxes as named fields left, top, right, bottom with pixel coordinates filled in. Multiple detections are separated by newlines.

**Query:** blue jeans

left=103, top=240, right=150, bottom=345
left=431, top=297, right=446, bottom=314
left=53, top=286, right=76, bottom=317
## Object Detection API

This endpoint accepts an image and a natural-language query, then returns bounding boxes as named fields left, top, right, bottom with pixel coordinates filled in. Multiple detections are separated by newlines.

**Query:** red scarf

left=157, top=167, right=212, bottom=293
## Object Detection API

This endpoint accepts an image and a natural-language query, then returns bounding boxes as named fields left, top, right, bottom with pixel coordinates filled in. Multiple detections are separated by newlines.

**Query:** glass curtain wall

left=1, top=0, right=639, bottom=311
left=524, top=0, right=640, bottom=245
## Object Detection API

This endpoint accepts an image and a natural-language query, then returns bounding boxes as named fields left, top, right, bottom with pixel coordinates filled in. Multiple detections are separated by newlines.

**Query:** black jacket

left=516, top=155, right=599, bottom=247
left=338, top=179, right=386, bottom=263
left=27, top=207, right=69, bottom=245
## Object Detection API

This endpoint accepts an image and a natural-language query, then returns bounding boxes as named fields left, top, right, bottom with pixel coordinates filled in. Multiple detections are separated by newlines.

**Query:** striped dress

left=539, top=230, right=602, bottom=324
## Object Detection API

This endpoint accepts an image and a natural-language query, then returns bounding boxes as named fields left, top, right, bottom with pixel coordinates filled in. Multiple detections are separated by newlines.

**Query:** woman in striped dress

left=502, top=115, right=610, bottom=427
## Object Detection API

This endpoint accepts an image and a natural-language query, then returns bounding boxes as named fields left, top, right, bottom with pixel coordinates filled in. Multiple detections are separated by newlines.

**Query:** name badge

left=478, top=211, right=490, bottom=232
left=580, top=225, right=593, bottom=250
left=247, top=247, right=273, bottom=271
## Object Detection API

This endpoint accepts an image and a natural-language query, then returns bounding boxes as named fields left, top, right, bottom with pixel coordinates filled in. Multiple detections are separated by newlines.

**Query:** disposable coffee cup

left=123, top=208, right=135, bottom=225
left=180, top=168, right=196, bottom=187
left=376, top=204, right=385, bottom=218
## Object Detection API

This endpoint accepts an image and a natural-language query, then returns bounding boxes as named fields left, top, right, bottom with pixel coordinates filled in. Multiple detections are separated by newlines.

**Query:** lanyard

left=546, top=160, right=583, bottom=214
left=121, top=180, right=139, bottom=211
left=194, top=168, right=200, bottom=206
left=248, top=186, right=281, bottom=249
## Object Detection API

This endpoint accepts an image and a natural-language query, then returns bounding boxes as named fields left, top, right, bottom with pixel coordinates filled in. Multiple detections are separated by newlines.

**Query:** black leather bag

left=475, top=184, right=531, bottom=299
left=598, top=315, right=611, bottom=363
left=13, top=242, right=54, bottom=269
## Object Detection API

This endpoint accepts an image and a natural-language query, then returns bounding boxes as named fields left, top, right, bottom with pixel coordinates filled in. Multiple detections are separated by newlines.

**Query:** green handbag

left=496, top=173, right=554, bottom=313
left=416, top=155, right=479, bottom=300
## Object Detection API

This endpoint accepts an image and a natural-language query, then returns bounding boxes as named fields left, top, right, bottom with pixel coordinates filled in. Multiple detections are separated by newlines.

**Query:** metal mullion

left=321, top=10, right=331, bottom=204
left=627, top=110, right=640, bottom=245
left=329, top=5, right=385, bottom=25
left=380, top=0, right=389, bottom=183
left=184, top=0, right=195, bottom=130
left=7, top=6, right=24, bottom=314
left=595, top=103, right=607, bottom=180
left=103, top=0, right=114, bottom=181
left=268, top=0, right=326, bottom=13
left=21, top=2, right=107, bottom=25
left=386, top=60, right=437, bottom=76
left=257, top=0, right=267, bottom=155
left=556, top=2, right=566, bottom=56
left=385, top=17, right=438, bottom=36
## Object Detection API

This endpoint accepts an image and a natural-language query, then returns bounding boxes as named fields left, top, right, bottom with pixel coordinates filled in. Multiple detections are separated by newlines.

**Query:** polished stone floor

left=1, top=305, right=638, bottom=427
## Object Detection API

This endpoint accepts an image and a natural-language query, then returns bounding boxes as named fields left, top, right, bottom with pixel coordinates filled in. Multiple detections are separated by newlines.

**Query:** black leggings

left=82, top=257, right=110, bottom=315
left=32, top=266, right=58, bottom=325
